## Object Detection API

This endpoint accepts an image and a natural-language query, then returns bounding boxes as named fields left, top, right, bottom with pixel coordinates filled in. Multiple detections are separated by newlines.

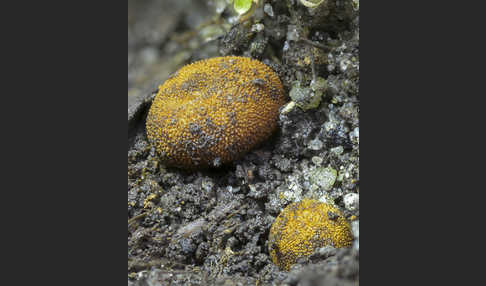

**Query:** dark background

left=2, top=0, right=483, bottom=285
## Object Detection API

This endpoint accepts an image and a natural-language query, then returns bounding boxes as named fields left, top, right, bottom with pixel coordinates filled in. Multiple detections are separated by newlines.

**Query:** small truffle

left=268, top=199, right=353, bottom=270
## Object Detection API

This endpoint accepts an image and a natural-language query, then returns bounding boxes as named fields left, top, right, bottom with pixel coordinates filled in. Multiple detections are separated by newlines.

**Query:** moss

left=146, top=56, right=286, bottom=169
left=268, top=199, right=353, bottom=270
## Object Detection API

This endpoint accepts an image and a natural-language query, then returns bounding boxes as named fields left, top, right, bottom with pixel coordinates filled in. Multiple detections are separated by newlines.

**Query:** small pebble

left=343, top=193, right=359, bottom=211
left=264, top=4, right=274, bottom=17
left=308, top=138, right=323, bottom=151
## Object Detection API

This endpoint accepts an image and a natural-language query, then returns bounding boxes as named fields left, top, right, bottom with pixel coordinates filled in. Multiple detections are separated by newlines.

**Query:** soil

left=128, top=0, right=359, bottom=285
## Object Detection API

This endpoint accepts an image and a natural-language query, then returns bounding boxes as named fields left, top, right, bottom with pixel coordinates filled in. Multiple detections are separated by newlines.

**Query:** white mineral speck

left=251, top=23, right=264, bottom=32
left=343, top=193, right=359, bottom=211
left=283, top=41, right=290, bottom=52
left=264, top=4, right=274, bottom=17
left=308, top=138, right=324, bottom=151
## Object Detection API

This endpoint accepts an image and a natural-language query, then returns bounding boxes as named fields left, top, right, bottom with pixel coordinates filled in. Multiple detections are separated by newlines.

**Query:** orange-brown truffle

left=146, top=56, right=286, bottom=169
left=268, top=199, right=353, bottom=270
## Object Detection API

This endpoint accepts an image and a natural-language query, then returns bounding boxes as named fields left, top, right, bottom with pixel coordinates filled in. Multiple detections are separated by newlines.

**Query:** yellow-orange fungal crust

left=268, top=199, right=353, bottom=271
left=146, top=56, right=286, bottom=169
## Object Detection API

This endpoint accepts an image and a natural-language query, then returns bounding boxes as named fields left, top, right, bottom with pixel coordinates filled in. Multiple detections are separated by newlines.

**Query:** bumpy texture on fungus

left=268, top=199, right=353, bottom=271
left=146, top=56, right=286, bottom=169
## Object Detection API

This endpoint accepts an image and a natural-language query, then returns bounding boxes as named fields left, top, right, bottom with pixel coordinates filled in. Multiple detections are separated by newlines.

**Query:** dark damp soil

left=128, top=0, right=359, bottom=285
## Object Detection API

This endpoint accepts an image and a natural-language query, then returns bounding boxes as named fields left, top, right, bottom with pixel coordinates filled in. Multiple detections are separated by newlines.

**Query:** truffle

left=146, top=56, right=286, bottom=169
left=268, top=199, right=353, bottom=270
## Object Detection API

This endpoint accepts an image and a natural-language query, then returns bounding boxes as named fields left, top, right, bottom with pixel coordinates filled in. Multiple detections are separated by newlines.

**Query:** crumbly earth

left=128, top=0, right=359, bottom=285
